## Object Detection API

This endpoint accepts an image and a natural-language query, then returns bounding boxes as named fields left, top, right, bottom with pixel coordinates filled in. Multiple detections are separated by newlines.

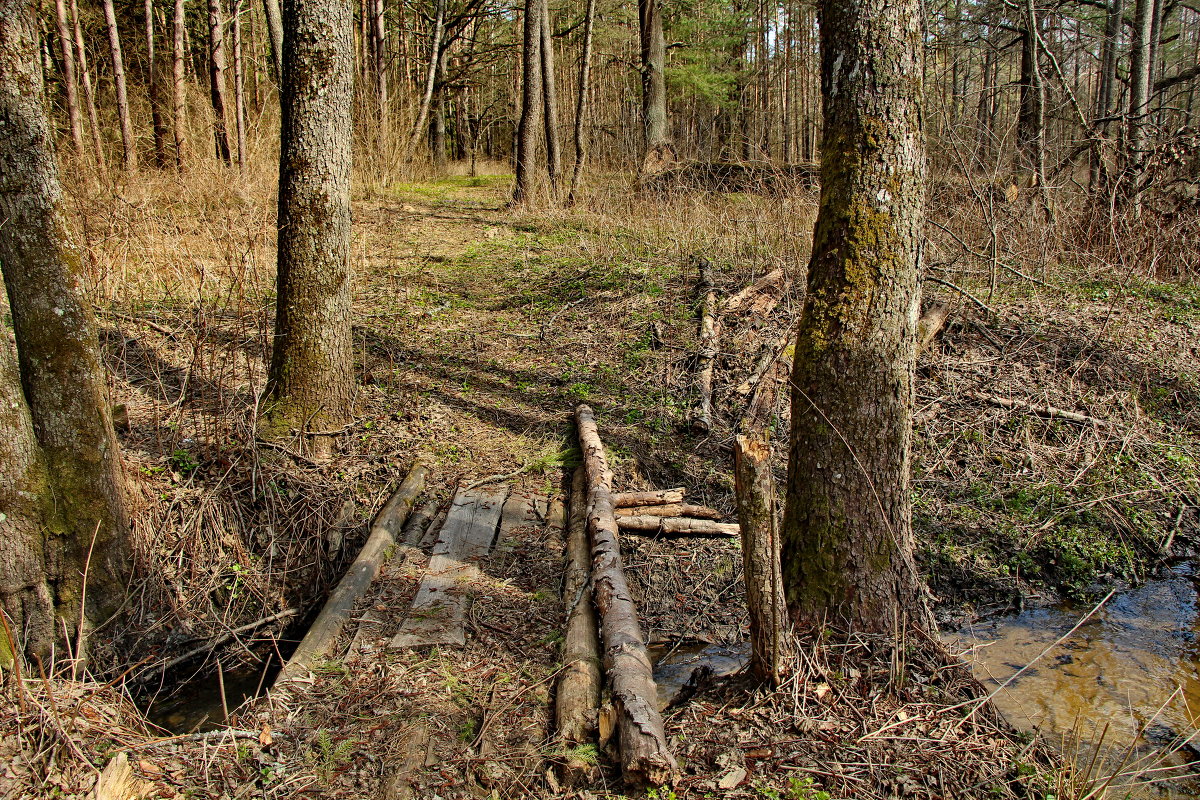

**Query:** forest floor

left=3, top=167, right=1200, bottom=799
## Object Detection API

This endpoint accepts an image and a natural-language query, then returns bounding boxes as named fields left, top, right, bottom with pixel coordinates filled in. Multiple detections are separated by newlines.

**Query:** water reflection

left=952, top=563, right=1200, bottom=793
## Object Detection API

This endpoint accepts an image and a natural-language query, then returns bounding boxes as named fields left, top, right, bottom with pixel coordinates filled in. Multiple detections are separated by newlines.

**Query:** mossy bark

left=263, top=0, right=355, bottom=442
left=780, top=0, right=930, bottom=633
left=0, top=0, right=132, bottom=653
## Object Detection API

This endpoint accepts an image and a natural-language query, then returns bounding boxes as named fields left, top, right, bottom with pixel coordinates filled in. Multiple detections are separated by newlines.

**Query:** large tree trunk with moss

left=0, top=331, right=55, bottom=666
left=263, top=0, right=355, bottom=447
left=0, top=0, right=132, bottom=655
left=779, top=0, right=929, bottom=634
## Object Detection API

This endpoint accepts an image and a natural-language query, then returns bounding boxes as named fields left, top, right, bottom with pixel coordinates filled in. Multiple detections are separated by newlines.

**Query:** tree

left=263, top=0, right=355, bottom=449
left=780, top=0, right=929, bottom=633
left=0, top=0, right=132, bottom=661
left=638, top=0, right=671, bottom=169
left=539, top=0, right=560, bottom=191
left=208, top=0, right=232, bottom=163
left=565, top=0, right=595, bottom=203
left=51, top=0, right=85, bottom=158
left=173, top=0, right=189, bottom=168
left=513, top=0, right=544, bottom=203
left=147, top=0, right=171, bottom=167
left=102, top=0, right=138, bottom=172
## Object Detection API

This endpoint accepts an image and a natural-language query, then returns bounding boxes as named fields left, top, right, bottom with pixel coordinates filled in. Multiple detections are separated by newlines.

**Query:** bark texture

left=575, top=405, right=677, bottom=786
left=262, top=0, right=284, bottom=81
left=638, top=0, right=670, bottom=168
left=264, top=0, right=355, bottom=440
left=0, top=0, right=131, bottom=642
left=734, top=432, right=786, bottom=684
left=780, top=0, right=929, bottom=633
left=0, top=330, right=55, bottom=665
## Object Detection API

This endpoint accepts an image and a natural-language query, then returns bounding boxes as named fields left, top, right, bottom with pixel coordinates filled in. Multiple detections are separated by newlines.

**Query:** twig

left=923, top=276, right=995, bottom=314
left=94, top=307, right=180, bottom=338
left=145, top=609, right=299, bottom=677
left=968, top=391, right=1112, bottom=429
left=462, top=462, right=536, bottom=491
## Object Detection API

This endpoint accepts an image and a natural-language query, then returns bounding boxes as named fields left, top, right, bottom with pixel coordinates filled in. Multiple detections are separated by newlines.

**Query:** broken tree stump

left=276, top=459, right=430, bottom=686
left=389, top=486, right=509, bottom=649
left=555, top=467, right=603, bottom=782
left=575, top=404, right=678, bottom=787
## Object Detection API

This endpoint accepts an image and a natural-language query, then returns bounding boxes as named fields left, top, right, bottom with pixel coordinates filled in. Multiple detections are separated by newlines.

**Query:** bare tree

left=513, top=0, right=544, bottom=203
left=69, top=0, right=106, bottom=171
left=146, top=0, right=171, bottom=166
left=173, top=0, right=188, bottom=168
left=102, top=0, right=138, bottom=171
left=231, top=0, right=248, bottom=171
left=638, top=0, right=671, bottom=170
left=52, top=0, right=85, bottom=158
left=208, top=0, right=232, bottom=162
left=565, top=0, right=595, bottom=204
left=539, top=0, right=560, bottom=191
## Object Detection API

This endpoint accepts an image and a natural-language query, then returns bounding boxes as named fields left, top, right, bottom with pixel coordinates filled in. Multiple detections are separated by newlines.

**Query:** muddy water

left=146, top=662, right=274, bottom=733
left=953, top=563, right=1200, bottom=790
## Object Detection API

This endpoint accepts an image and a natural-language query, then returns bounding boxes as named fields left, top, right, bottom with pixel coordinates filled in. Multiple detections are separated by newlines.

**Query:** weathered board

left=389, top=486, right=510, bottom=649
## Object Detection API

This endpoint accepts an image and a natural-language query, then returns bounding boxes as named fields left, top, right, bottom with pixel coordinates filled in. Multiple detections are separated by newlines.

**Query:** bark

left=231, top=0, right=247, bottom=172
left=0, top=330, right=55, bottom=665
left=262, top=0, right=283, bottom=81
left=102, top=0, right=138, bottom=172
left=555, top=467, right=602, bottom=768
left=513, top=0, right=544, bottom=204
left=264, top=0, right=356, bottom=444
left=565, top=0, right=595, bottom=204
left=1014, top=5, right=1045, bottom=190
left=208, top=0, right=232, bottom=162
left=575, top=405, right=677, bottom=786
left=539, top=0, right=560, bottom=192
left=146, top=0, right=170, bottom=167
left=1091, top=0, right=1123, bottom=188
left=52, top=0, right=85, bottom=158
left=0, top=0, right=131, bottom=650
left=70, top=0, right=106, bottom=170
left=780, top=0, right=929, bottom=633
left=614, top=503, right=721, bottom=519
left=173, top=0, right=188, bottom=168
left=373, top=0, right=387, bottom=119
left=637, top=0, right=670, bottom=170
left=734, top=431, right=786, bottom=684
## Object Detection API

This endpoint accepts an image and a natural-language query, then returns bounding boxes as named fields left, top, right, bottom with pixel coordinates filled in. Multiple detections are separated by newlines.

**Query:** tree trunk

left=262, top=0, right=283, bottom=81
left=102, top=0, right=138, bottom=172
left=404, top=0, right=443, bottom=159
left=263, top=0, right=355, bottom=447
left=70, top=0, right=106, bottom=171
left=373, top=0, right=386, bottom=121
left=638, top=0, right=670, bottom=169
left=1014, top=9, right=1044, bottom=189
left=565, top=0, right=594, bottom=204
left=0, top=0, right=132, bottom=657
left=1126, top=0, right=1156, bottom=196
left=231, top=0, right=247, bottom=172
left=52, top=0, right=85, bottom=158
left=0, top=329, right=55, bottom=666
left=1091, top=0, right=1123, bottom=188
left=539, top=0, right=560, bottom=192
left=208, top=0, right=232, bottom=162
left=146, top=0, right=170, bottom=167
left=780, top=0, right=929, bottom=633
left=173, top=0, right=188, bottom=168
left=513, top=0, right=544, bottom=204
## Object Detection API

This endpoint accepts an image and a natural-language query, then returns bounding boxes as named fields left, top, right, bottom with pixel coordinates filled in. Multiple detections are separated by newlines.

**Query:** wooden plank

left=389, top=486, right=509, bottom=649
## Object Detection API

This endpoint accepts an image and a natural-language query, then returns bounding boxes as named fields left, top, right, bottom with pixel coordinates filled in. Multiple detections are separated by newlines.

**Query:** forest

left=0, top=0, right=1199, bottom=796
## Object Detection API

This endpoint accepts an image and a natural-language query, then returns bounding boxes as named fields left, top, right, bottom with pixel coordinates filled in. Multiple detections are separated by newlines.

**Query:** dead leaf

left=718, top=766, right=747, bottom=789
left=259, top=725, right=273, bottom=747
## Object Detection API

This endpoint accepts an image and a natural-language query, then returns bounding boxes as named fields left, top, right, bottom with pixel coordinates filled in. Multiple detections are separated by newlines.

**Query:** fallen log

left=555, top=467, right=602, bottom=782
left=616, top=515, right=740, bottom=537
left=968, top=391, right=1112, bottom=428
left=693, top=257, right=720, bottom=434
left=612, top=488, right=684, bottom=508
left=275, top=459, right=430, bottom=686
left=575, top=405, right=678, bottom=787
left=614, top=503, right=722, bottom=520
left=724, top=268, right=785, bottom=316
